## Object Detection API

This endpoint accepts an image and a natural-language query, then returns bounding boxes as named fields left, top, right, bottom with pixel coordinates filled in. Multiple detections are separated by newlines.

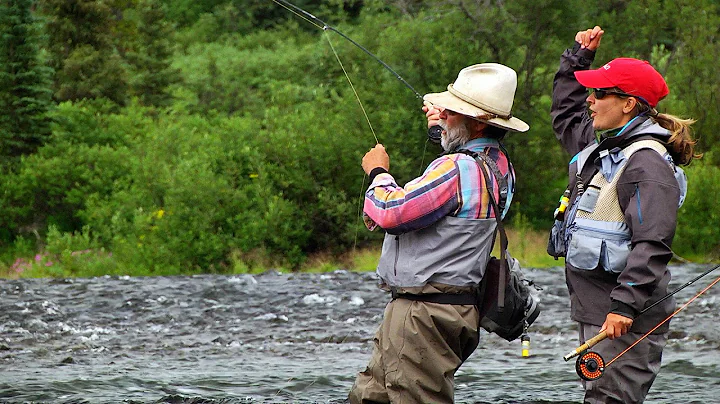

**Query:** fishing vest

left=376, top=151, right=505, bottom=288
left=565, top=139, right=687, bottom=273
left=376, top=216, right=496, bottom=287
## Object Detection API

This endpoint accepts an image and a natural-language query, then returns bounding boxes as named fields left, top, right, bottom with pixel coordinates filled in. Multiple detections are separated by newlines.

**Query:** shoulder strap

left=454, top=149, right=509, bottom=216
left=621, top=139, right=669, bottom=157
left=574, top=142, right=600, bottom=174
left=464, top=152, right=509, bottom=311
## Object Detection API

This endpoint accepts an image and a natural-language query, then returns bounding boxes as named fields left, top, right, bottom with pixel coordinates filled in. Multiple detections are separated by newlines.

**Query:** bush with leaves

left=674, top=162, right=720, bottom=260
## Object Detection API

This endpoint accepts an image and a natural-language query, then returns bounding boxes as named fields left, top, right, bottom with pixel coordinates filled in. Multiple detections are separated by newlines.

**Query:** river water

left=1, top=264, right=719, bottom=403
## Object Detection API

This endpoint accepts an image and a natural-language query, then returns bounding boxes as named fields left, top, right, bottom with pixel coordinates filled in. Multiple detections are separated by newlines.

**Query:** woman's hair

left=634, top=102, right=702, bottom=166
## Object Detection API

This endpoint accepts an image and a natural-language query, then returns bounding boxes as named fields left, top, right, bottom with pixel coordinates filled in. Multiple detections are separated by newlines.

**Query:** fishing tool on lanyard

left=270, top=0, right=444, bottom=144
left=563, top=263, right=720, bottom=380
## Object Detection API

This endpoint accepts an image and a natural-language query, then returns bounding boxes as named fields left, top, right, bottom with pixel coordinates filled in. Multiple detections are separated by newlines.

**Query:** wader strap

left=391, top=287, right=477, bottom=305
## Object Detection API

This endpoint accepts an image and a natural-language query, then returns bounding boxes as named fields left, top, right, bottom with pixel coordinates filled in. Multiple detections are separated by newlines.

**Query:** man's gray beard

left=439, top=119, right=471, bottom=152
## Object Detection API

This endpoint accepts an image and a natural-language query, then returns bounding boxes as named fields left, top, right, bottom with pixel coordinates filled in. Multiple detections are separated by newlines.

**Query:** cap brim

left=574, top=69, right=615, bottom=89
left=423, top=92, right=529, bottom=133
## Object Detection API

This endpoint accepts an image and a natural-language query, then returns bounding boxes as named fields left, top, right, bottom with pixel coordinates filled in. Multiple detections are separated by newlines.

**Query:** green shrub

left=674, top=162, right=720, bottom=260
left=3, top=1, right=720, bottom=277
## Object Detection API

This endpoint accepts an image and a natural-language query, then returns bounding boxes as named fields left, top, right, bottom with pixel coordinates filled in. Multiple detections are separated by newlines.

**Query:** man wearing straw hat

left=349, top=63, right=529, bottom=403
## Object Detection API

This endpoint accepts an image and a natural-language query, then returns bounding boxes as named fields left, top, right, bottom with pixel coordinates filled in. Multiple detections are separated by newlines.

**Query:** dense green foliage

left=0, top=0, right=54, bottom=166
left=125, top=0, right=181, bottom=107
left=40, top=0, right=129, bottom=104
left=0, top=0, right=718, bottom=277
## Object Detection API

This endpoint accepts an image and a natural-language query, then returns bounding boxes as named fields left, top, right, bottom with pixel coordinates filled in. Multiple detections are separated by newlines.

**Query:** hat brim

left=423, top=92, right=529, bottom=133
left=574, top=69, right=615, bottom=89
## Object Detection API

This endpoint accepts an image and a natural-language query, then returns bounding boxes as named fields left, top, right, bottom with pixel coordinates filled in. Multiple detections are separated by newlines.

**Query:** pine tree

left=0, top=0, right=54, bottom=165
left=39, top=0, right=128, bottom=104
left=126, top=0, right=180, bottom=107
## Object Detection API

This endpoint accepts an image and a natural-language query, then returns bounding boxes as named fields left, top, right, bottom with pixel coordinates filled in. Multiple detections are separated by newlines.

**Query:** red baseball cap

left=574, top=58, right=669, bottom=107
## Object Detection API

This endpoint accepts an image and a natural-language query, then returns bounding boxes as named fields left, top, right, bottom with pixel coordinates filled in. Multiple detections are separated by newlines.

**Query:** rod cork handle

left=563, top=331, right=607, bottom=361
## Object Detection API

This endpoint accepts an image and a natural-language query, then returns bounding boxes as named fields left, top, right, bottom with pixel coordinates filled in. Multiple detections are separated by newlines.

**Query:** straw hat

left=424, top=63, right=529, bottom=132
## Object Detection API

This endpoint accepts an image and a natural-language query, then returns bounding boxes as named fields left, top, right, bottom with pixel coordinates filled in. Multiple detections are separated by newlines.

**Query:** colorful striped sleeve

left=363, top=156, right=460, bottom=234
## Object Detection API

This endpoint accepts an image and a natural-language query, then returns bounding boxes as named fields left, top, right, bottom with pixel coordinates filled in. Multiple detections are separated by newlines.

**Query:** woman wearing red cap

left=549, top=26, right=701, bottom=403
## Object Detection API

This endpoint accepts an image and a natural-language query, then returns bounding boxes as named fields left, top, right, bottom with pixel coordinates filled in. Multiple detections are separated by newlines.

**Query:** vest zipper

left=564, top=195, right=582, bottom=245
left=393, top=235, right=400, bottom=277
left=574, top=222, right=630, bottom=240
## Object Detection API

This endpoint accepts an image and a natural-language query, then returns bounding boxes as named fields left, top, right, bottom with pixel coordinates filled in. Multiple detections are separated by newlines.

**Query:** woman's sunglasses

left=592, top=88, right=634, bottom=99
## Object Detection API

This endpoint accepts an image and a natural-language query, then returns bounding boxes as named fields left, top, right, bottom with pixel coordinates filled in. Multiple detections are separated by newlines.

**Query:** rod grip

left=563, top=331, right=607, bottom=361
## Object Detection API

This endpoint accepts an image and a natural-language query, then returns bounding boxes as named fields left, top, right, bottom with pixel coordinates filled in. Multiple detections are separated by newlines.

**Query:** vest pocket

left=566, top=228, right=603, bottom=270
left=602, top=237, right=631, bottom=273
left=547, top=219, right=567, bottom=258
left=566, top=221, right=631, bottom=273
left=576, top=186, right=600, bottom=213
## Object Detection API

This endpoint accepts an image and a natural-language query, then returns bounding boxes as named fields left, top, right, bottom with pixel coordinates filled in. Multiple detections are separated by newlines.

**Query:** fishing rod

left=563, top=263, right=720, bottom=380
left=271, top=0, right=444, bottom=143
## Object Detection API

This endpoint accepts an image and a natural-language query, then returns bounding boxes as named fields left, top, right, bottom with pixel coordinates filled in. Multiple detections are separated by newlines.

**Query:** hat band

left=447, top=84, right=513, bottom=120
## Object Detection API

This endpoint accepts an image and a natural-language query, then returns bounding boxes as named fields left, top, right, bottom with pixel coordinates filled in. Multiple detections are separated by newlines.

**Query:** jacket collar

left=598, top=116, right=670, bottom=151
left=457, top=137, right=501, bottom=152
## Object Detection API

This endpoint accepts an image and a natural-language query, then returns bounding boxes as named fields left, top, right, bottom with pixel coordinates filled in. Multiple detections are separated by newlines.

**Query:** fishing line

left=419, top=137, right=430, bottom=175
left=272, top=0, right=444, bottom=267
left=318, top=29, right=378, bottom=251
left=272, top=328, right=352, bottom=398
left=323, top=31, right=379, bottom=144
left=271, top=0, right=323, bottom=29
left=270, top=0, right=378, bottom=144
left=271, top=0, right=444, bottom=144
left=271, top=0, right=383, bottom=257
left=353, top=173, right=367, bottom=252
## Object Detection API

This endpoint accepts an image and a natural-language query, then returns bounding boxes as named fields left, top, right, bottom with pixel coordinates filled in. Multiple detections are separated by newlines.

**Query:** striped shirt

left=364, top=138, right=515, bottom=234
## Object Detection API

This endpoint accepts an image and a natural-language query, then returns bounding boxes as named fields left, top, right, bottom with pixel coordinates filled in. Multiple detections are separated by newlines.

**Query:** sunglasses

left=592, top=88, right=634, bottom=99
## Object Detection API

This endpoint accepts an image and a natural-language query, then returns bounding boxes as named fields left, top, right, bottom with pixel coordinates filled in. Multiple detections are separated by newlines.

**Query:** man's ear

left=468, top=118, right=488, bottom=133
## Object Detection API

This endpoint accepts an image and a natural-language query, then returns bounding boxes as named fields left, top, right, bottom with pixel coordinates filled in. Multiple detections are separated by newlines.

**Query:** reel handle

left=563, top=331, right=607, bottom=361
left=423, top=101, right=443, bottom=144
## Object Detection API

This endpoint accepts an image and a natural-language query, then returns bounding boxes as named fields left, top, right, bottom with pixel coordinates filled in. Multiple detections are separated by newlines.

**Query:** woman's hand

left=600, top=312, right=633, bottom=339
left=575, top=26, right=604, bottom=51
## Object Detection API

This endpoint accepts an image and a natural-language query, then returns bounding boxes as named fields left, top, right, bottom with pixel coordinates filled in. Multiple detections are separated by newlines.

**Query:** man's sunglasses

left=592, top=88, right=634, bottom=99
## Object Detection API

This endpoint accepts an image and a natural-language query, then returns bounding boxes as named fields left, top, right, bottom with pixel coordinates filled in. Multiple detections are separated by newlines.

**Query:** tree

left=125, top=0, right=181, bottom=107
left=160, top=0, right=225, bottom=27
left=0, top=0, right=54, bottom=166
left=39, top=0, right=128, bottom=104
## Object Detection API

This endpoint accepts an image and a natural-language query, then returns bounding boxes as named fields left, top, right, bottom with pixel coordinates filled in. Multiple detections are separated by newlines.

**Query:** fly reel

left=575, top=351, right=605, bottom=381
left=428, top=125, right=443, bottom=144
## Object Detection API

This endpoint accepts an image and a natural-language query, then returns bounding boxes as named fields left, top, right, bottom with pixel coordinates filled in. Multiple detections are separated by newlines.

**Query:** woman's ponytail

left=655, top=113, right=701, bottom=166
left=636, top=103, right=702, bottom=166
